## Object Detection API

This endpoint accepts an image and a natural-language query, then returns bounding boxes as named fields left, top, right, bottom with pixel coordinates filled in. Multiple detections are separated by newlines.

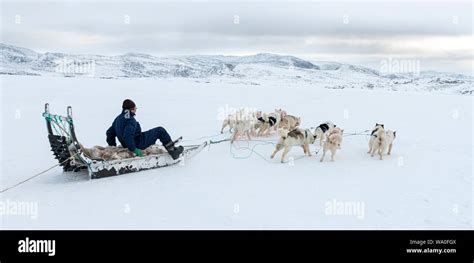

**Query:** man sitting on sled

left=106, top=99, right=184, bottom=159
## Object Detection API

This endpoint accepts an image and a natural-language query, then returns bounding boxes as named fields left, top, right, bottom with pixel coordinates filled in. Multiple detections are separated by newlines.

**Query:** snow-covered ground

left=0, top=75, right=472, bottom=229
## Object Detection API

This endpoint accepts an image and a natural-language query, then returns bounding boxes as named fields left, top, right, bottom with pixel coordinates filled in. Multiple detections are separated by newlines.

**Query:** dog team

left=220, top=108, right=396, bottom=163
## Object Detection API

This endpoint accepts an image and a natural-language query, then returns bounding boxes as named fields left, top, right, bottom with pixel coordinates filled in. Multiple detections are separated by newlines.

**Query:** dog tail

left=377, top=135, right=383, bottom=146
left=329, top=134, right=337, bottom=144
left=375, top=129, right=384, bottom=146
left=328, top=135, right=334, bottom=144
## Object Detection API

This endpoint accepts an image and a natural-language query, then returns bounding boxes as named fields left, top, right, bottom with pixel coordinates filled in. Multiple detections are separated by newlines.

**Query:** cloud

left=1, top=1, right=472, bottom=73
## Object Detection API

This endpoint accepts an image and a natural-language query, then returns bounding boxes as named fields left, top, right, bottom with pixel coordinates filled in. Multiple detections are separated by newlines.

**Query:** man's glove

left=133, top=149, right=143, bottom=157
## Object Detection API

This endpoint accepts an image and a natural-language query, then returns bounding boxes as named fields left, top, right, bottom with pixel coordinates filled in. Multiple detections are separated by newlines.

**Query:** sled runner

left=43, top=103, right=207, bottom=179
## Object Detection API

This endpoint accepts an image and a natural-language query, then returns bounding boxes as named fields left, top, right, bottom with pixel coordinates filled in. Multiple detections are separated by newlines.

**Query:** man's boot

left=164, top=140, right=184, bottom=160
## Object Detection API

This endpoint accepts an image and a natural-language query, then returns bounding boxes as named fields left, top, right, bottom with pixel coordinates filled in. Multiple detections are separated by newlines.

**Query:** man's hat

left=122, top=99, right=136, bottom=110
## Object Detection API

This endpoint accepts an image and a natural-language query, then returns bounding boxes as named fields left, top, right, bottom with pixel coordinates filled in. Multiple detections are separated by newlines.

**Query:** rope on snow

left=0, top=153, right=79, bottom=194
left=206, top=129, right=370, bottom=163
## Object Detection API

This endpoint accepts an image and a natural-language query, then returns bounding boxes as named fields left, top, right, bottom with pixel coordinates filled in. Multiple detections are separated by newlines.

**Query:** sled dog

left=384, top=130, right=396, bottom=156
left=320, top=127, right=344, bottom=162
left=314, top=121, right=336, bottom=146
left=368, top=125, right=396, bottom=160
left=279, top=111, right=301, bottom=130
left=257, top=109, right=284, bottom=136
left=367, top=123, right=384, bottom=158
left=220, top=114, right=237, bottom=134
left=270, top=127, right=317, bottom=163
left=221, top=108, right=265, bottom=136
left=220, top=108, right=247, bottom=134
left=230, top=118, right=257, bottom=143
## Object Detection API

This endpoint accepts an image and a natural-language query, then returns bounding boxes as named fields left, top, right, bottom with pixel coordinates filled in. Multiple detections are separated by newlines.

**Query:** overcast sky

left=1, top=0, right=472, bottom=74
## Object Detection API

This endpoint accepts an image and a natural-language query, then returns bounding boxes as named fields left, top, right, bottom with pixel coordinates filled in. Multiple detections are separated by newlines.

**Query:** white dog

left=368, top=123, right=384, bottom=158
left=368, top=125, right=396, bottom=160
left=314, top=121, right=336, bottom=146
left=230, top=118, right=256, bottom=143
left=320, top=127, right=344, bottom=162
left=384, top=130, right=396, bottom=156
left=220, top=108, right=248, bottom=134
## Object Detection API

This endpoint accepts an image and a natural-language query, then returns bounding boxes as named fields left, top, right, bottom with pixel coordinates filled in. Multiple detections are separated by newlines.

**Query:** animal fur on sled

left=81, top=144, right=166, bottom=161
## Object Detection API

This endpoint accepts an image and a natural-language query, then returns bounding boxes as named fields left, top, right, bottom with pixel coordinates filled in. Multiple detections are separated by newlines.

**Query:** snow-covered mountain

left=1, top=43, right=472, bottom=95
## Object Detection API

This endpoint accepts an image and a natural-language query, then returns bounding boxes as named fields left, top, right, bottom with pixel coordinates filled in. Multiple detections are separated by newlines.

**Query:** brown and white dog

left=270, top=128, right=317, bottom=163
left=279, top=111, right=301, bottom=131
left=320, top=127, right=344, bottom=162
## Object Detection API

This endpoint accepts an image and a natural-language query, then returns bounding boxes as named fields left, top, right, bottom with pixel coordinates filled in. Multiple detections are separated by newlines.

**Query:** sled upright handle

left=67, top=106, right=73, bottom=119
